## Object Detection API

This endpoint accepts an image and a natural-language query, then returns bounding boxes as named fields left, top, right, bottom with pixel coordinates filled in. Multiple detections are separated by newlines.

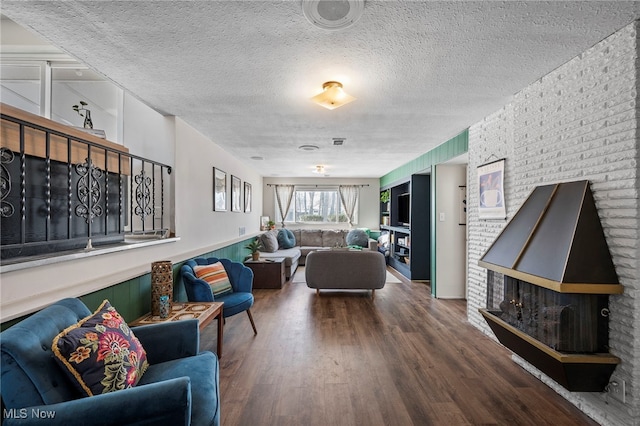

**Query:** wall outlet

left=239, top=227, right=245, bottom=236
left=608, top=378, right=626, bottom=404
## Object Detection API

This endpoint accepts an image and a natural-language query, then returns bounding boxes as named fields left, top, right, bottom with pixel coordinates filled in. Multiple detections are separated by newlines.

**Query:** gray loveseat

left=258, top=229, right=377, bottom=279
left=305, top=250, right=386, bottom=297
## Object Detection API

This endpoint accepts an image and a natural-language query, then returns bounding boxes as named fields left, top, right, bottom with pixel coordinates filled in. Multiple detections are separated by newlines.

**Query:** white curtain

left=339, top=185, right=359, bottom=227
left=274, top=185, right=295, bottom=227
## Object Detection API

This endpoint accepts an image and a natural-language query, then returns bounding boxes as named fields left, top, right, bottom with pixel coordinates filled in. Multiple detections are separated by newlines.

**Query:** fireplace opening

left=486, top=271, right=609, bottom=353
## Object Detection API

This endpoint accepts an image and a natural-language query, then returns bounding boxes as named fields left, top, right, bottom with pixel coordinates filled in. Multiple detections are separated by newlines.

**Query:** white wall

left=123, top=94, right=174, bottom=165
left=174, top=118, right=263, bottom=248
left=434, top=164, right=467, bottom=299
left=466, top=22, right=639, bottom=425
left=262, top=177, right=380, bottom=230
left=123, top=94, right=176, bottom=232
left=0, top=99, right=263, bottom=321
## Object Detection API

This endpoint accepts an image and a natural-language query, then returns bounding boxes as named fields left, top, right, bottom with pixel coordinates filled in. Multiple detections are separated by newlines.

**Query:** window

left=276, top=187, right=358, bottom=224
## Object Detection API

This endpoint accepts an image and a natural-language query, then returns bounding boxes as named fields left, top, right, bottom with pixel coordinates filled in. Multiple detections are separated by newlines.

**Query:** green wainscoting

left=380, top=130, right=468, bottom=188
left=1, top=238, right=255, bottom=330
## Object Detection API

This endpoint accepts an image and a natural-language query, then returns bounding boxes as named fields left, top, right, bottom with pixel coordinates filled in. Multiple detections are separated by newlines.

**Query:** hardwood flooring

left=199, top=267, right=597, bottom=426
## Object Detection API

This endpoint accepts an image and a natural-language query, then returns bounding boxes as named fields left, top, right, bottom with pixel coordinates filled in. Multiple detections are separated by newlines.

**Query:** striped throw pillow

left=193, top=262, right=233, bottom=297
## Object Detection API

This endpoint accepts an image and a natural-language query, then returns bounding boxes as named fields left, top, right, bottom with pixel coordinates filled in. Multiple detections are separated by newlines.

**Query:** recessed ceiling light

left=250, top=156, right=264, bottom=160
left=298, top=144, right=320, bottom=151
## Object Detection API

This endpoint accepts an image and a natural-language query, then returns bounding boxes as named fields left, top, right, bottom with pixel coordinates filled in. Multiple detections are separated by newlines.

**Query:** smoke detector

left=302, top=0, right=365, bottom=31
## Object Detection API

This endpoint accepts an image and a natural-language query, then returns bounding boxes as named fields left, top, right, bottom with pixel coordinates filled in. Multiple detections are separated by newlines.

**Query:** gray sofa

left=258, top=229, right=377, bottom=279
left=305, top=250, right=386, bottom=297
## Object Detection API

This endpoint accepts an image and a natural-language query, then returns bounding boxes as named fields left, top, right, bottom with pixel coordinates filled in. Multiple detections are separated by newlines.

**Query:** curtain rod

left=266, top=184, right=369, bottom=187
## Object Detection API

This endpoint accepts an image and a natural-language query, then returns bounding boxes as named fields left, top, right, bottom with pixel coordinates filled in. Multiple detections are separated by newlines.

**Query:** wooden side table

left=130, top=302, right=224, bottom=358
left=245, top=257, right=286, bottom=289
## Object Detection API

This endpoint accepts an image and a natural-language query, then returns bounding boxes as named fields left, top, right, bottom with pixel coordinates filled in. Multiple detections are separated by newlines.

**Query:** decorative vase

left=151, top=260, right=173, bottom=316
left=252, top=252, right=260, bottom=261
left=159, top=295, right=170, bottom=319
left=83, top=110, right=94, bottom=129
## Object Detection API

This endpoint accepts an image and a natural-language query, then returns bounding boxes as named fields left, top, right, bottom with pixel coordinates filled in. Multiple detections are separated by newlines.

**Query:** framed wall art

left=231, top=175, right=242, bottom=212
left=260, top=216, right=270, bottom=231
left=213, top=167, right=227, bottom=211
left=244, top=182, right=252, bottom=213
left=477, top=158, right=506, bottom=220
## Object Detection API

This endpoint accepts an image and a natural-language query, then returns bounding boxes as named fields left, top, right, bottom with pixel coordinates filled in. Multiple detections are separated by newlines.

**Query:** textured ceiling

left=2, top=1, right=640, bottom=177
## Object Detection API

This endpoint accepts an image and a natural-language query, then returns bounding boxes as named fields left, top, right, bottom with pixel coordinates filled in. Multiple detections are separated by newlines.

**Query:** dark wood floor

left=200, top=267, right=597, bottom=426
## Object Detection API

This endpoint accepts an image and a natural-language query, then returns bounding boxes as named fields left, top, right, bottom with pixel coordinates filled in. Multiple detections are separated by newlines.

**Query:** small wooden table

left=130, top=302, right=224, bottom=358
left=245, top=257, right=286, bottom=289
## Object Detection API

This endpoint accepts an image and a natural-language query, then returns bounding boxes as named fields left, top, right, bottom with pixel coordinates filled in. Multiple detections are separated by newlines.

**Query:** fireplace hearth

left=479, top=180, right=622, bottom=392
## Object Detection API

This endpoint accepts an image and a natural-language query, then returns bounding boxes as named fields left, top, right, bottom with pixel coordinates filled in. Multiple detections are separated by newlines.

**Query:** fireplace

left=479, top=180, right=622, bottom=392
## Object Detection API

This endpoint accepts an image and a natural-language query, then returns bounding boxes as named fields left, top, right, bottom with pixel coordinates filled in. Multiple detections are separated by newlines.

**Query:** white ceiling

left=2, top=1, right=639, bottom=178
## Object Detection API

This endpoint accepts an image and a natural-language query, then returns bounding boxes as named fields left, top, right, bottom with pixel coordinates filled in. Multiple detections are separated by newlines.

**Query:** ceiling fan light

left=311, top=81, right=356, bottom=110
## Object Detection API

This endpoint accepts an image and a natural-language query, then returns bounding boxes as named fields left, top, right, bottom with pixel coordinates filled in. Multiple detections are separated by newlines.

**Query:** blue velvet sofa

left=0, top=298, right=220, bottom=425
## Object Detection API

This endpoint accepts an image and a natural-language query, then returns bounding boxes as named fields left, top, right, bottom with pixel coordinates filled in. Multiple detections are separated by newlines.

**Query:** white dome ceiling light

left=313, top=165, right=326, bottom=174
left=302, top=0, right=365, bottom=31
left=310, top=81, right=356, bottom=110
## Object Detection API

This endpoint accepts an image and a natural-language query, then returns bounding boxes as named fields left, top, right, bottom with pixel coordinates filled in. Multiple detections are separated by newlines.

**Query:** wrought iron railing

left=0, top=110, right=172, bottom=262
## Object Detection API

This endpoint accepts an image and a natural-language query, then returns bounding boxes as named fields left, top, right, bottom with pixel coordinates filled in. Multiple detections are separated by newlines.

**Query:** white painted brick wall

left=467, top=21, right=639, bottom=425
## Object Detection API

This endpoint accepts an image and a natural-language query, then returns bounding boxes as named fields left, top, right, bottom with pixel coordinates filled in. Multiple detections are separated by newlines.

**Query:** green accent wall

left=379, top=129, right=469, bottom=297
left=380, top=130, right=468, bottom=188
left=1, top=238, right=255, bottom=331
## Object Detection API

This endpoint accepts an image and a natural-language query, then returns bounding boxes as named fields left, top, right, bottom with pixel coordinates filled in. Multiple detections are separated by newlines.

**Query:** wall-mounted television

left=397, top=193, right=410, bottom=226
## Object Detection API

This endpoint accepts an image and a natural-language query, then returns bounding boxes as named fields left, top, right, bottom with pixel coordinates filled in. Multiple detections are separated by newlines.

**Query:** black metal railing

left=0, top=113, right=172, bottom=261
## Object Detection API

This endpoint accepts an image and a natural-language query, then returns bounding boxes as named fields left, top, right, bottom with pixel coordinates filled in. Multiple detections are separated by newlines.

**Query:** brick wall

left=467, top=21, right=639, bottom=425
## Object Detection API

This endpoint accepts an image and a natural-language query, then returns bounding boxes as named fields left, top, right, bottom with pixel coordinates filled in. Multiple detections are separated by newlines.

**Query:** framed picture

left=477, top=158, right=506, bottom=220
left=260, top=216, right=270, bottom=231
left=231, top=175, right=242, bottom=212
left=213, top=167, right=227, bottom=211
left=244, top=182, right=252, bottom=213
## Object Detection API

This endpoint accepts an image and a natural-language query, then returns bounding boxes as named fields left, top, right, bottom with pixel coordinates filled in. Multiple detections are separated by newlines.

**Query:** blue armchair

left=181, top=257, right=257, bottom=334
left=0, top=298, right=220, bottom=425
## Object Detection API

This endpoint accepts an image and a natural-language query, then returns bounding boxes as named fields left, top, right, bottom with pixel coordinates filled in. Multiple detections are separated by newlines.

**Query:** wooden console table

left=130, top=302, right=224, bottom=358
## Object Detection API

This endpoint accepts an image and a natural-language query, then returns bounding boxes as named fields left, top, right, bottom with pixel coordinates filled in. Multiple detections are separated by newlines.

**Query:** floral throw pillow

left=52, top=300, right=149, bottom=396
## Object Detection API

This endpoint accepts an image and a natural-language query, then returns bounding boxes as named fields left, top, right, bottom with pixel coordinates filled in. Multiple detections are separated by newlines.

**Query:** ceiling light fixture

left=313, top=165, right=326, bottom=174
left=298, top=144, right=320, bottom=151
left=310, top=81, right=356, bottom=110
